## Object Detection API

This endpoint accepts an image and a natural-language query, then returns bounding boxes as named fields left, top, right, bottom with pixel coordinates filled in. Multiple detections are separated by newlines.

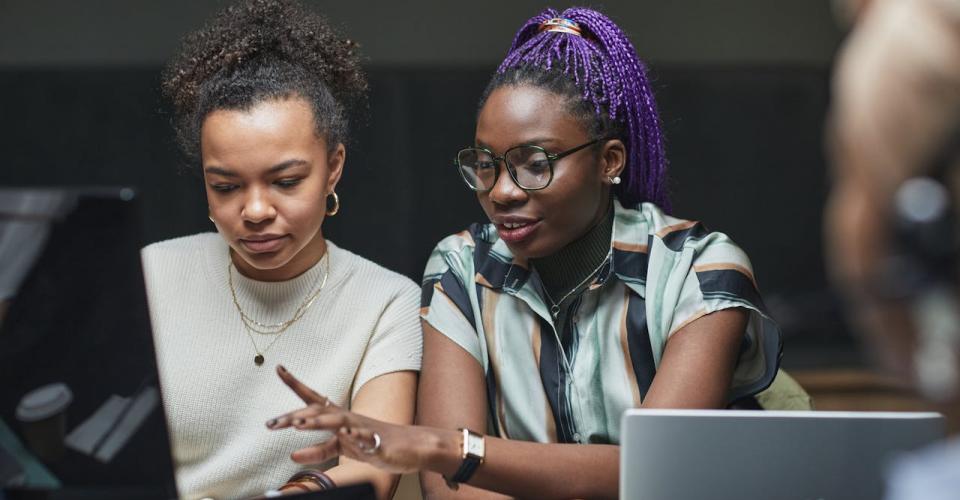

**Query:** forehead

left=476, top=84, right=587, bottom=148
left=200, top=97, right=322, bottom=162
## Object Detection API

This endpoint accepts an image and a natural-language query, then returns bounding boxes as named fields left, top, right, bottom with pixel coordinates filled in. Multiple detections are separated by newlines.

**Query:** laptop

left=0, top=188, right=372, bottom=499
left=620, top=409, right=945, bottom=500
left=0, top=188, right=176, bottom=499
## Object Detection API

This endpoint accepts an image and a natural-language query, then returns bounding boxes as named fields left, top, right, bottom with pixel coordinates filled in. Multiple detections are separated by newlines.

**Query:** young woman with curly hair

left=266, top=6, right=810, bottom=499
left=142, top=1, right=420, bottom=498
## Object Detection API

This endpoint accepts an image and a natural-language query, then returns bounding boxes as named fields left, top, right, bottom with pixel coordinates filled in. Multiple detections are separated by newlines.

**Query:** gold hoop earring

left=326, top=192, right=340, bottom=216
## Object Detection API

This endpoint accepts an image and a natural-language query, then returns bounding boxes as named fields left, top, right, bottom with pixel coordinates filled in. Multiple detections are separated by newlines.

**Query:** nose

left=488, top=164, right=527, bottom=207
left=241, top=186, right=277, bottom=224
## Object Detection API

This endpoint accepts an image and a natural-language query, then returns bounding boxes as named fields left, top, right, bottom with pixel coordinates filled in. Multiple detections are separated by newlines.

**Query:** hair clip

left=538, top=17, right=583, bottom=37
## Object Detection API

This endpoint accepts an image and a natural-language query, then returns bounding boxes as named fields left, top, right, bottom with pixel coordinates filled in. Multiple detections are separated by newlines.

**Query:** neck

left=532, top=200, right=614, bottom=300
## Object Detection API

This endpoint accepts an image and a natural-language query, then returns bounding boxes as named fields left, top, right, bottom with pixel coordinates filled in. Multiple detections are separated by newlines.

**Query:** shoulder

left=141, top=233, right=222, bottom=272
left=140, top=234, right=223, bottom=301
left=422, top=223, right=494, bottom=280
left=633, top=202, right=711, bottom=249
left=637, top=202, right=754, bottom=269
left=428, top=223, right=492, bottom=259
left=328, top=242, right=418, bottom=300
left=142, top=233, right=218, bottom=261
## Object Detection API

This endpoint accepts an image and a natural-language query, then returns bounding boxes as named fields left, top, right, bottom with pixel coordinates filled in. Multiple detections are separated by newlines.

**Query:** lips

left=240, top=234, right=289, bottom=253
left=494, top=217, right=541, bottom=244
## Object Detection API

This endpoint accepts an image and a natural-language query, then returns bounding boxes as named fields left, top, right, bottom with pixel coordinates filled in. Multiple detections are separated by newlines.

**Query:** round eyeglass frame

left=454, top=138, right=603, bottom=192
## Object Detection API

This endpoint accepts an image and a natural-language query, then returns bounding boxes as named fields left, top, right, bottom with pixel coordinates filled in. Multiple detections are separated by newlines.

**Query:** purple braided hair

left=495, top=7, right=669, bottom=210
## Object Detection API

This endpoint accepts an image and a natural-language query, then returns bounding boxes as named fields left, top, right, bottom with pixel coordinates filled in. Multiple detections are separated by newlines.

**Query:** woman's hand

left=266, top=365, right=450, bottom=475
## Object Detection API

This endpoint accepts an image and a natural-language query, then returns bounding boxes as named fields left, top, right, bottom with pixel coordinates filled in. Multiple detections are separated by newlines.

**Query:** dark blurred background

left=0, top=0, right=854, bottom=369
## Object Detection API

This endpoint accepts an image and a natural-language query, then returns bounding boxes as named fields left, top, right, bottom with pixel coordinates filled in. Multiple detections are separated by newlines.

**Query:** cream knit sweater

left=141, top=233, right=422, bottom=500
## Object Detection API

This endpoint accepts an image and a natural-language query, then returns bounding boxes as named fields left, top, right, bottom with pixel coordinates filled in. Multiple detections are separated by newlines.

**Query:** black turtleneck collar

left=531, top=199, right=614, bottom=301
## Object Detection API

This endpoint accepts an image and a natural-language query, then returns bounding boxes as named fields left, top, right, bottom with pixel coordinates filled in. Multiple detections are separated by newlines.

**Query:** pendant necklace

left=227, top=250, right=330, bottom=365
left=543, top=257, right=608, bottom=319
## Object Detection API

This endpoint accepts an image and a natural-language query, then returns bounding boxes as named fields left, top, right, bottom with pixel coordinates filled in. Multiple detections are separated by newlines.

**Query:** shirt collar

left=474, top=199, right=652, bottom=294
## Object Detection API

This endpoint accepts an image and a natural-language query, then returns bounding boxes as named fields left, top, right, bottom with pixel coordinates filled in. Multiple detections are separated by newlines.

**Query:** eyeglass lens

left=457, top=145, right=552, bottom=190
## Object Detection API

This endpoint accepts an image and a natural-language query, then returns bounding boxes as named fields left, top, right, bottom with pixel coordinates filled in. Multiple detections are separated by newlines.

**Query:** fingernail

left=266, top=419, right=277, bottom=428
left=278, top=365, right=287, bottom=373
left=294, top=418, right=304, bottom=425
left=339, top=426, right=348, bottom=434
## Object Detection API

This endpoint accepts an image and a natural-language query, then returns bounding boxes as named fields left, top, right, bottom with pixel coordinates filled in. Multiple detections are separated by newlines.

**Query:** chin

left=505, top=241, right=553, bottom=260
left=234, top=247, right=293, bottom=271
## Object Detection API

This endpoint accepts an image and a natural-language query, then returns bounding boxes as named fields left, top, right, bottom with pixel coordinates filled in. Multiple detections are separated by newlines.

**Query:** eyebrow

left=204, top=159, right=310, bottom=177
left=475, top=137, right=558, bottom=151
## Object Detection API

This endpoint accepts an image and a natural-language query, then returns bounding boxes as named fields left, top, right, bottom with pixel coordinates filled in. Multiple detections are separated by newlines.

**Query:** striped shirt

left=421, top=200, right=791, bottom=445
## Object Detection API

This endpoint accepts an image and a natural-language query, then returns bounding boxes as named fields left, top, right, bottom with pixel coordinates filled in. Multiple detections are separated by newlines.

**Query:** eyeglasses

left=455, top=139, right=602, bottom=192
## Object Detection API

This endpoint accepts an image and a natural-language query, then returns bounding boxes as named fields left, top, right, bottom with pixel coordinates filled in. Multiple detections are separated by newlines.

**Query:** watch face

left=466, top=433, right=485, bottom=458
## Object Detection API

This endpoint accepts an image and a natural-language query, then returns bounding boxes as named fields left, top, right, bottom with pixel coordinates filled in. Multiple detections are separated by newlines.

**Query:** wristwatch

left=448, top=428, right=485, bottom=485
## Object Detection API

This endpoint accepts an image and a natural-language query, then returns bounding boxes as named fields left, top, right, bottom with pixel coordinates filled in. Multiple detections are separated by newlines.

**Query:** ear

left=598, top=139, right=627, bottom=183
left=325, top=142, right=346, bottom=194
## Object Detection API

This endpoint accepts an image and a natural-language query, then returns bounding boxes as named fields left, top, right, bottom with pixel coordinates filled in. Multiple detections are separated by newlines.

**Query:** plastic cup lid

left=15, top=383, right=73, bottom=422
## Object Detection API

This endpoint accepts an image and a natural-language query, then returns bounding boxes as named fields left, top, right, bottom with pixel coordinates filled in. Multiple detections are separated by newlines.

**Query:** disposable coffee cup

left=15, top=382, right=73, bottom=462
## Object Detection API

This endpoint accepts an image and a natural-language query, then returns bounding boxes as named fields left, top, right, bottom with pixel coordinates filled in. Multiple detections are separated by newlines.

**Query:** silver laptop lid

left=620, top=409, right=944, bottom=500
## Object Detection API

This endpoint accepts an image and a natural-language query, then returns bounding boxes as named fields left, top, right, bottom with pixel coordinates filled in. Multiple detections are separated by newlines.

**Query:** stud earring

left=611, top=176, right=622, bottom=185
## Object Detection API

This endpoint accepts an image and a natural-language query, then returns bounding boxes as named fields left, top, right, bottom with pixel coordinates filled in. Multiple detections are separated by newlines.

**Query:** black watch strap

left=450, top=453, right=482, bottom=483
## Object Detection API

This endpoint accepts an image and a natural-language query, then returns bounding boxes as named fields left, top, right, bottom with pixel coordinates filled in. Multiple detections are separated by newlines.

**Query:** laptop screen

left=0, top=188, right=176, bottom=499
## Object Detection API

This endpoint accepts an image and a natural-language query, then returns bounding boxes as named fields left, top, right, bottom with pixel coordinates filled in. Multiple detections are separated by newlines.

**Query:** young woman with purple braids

left=268, top=7, right=809, bottom=498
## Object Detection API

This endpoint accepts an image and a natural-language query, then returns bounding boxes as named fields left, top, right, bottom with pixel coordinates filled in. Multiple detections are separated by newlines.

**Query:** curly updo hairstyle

left=162, top=0, right=368, bottom=166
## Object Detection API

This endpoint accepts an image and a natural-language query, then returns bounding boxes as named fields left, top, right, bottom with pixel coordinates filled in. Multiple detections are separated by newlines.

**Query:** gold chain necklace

left=228, top=255, right=328, bottom=334
left=227, top=251, right=330, bottom=365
